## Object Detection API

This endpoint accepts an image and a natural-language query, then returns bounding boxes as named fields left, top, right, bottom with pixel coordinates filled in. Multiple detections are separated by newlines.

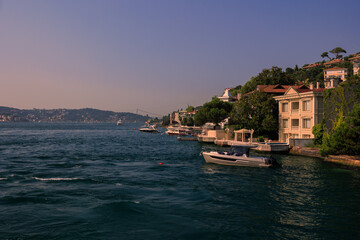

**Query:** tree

left=329, top=47, right=346, bottom=59
left=186, top=106, right=194, bottom=112
left=321, top=52, right=331, bottom=60
left=181, top=117, right=194, bottom=126
left=162, top=115, right=170, bottom=126
left=240, top=66, right=296, bottom=94
left=230, top=91, right=278, bottom=139
left=321, top=103, right=360, bottom=156
left=312, top=122, right=324, bottom=145
left=194, top=97, right=232, bottom=126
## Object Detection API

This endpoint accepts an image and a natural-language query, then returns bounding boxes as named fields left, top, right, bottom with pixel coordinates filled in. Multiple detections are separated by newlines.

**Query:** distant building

left=349, top=54, right=360, bottom=75
left=273, top=85, right=325, bottom=142
left=323, top=67, right=348, bottom=89
left=324, top=67, right=348, bottom=81
left=218, top=88, right=235, bottom=102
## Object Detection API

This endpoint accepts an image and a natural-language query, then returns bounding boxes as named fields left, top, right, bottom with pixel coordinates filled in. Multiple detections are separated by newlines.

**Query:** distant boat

left=139, top=125, right=160, bottom=133
left=116, top=119, right=123, bottom=125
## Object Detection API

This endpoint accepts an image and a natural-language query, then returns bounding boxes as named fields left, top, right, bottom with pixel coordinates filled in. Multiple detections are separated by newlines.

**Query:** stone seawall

left=324, top=155, right=360, bottom=168
left=289, top=146, right=322, bottom=158
left=290, top=146, right=360, bottom=168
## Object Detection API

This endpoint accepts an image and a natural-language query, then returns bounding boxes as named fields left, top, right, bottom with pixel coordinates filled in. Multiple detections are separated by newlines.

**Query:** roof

left=349, top=54, right=360, bottom=61
left=302, top=63, right=322, bottom=69
left=256, top=84, right=308, bottom=93
left=324, top=59, right=346, bottom=66
left=324, top=67, right=348, bottom=71
left=243, top=84, right=310, bottom=97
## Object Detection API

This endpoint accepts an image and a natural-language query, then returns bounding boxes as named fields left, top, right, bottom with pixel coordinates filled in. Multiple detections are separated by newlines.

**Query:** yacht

left=139, top=125, right=160, bottom=133
left=202, top=145, right=279, bottom=168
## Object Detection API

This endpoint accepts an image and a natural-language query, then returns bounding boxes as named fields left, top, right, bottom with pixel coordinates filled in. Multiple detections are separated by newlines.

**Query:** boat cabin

left=219, top=146, right=256, bottom=157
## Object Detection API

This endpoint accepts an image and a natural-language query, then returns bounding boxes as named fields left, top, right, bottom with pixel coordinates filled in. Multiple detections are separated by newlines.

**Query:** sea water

left=0, top=123, right=359, bottom=239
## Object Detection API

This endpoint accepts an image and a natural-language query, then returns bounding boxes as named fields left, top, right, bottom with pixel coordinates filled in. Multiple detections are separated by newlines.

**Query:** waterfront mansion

left=273, top=84, right=324, bottom=142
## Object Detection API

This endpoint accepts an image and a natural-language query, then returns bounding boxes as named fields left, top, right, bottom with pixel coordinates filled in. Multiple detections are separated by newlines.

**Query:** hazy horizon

left=1, top=0, right=359, bottom=115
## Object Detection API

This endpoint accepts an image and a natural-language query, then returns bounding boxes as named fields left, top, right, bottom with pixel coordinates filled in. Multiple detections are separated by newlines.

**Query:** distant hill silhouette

left=0, top=106, right=150, bottom=123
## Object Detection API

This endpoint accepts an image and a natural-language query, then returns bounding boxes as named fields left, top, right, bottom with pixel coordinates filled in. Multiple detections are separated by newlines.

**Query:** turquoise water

left=0, top=123, right=359, bottom=239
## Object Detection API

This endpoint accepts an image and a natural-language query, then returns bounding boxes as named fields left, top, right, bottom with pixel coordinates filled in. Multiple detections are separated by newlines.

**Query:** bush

left=320, top=103, right=360, bottom=156
left=312, top=122, right=324, bottom=145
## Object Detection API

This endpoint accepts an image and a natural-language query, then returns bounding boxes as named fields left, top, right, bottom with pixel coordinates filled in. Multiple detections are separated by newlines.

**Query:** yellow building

left=324, top=67, right=348, bottom=81
left=273, top=86, right=324, bottom=142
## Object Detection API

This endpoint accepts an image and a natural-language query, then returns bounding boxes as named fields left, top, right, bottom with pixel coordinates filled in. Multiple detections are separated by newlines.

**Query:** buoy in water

left=159, top=162, right=163, bottom=165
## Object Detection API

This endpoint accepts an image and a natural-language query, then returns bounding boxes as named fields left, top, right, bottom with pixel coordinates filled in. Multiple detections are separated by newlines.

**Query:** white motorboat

left=139, top=125, right=160, bottom=133
left=202, top=146, right=280, bottom=168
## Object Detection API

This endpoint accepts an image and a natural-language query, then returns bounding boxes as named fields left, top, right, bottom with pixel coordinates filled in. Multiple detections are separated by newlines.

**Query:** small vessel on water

left=116, top=119, right=123, bottom=125
left=139, top=124, right=160, bottom=133
left=202, top=145, right=280, bottom=168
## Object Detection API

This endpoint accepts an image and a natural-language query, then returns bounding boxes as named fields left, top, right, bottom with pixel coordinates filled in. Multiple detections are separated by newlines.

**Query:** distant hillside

left=0, top=107, right=150, bottom=123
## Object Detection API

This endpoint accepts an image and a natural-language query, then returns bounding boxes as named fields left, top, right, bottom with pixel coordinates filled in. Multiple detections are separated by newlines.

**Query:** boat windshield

left=229, top=146, right=250, bottom=156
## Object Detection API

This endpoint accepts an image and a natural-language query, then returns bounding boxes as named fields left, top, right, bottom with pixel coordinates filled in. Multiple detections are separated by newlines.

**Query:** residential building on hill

left=273, top=85, right=325, bottom=143
left=349, top=54, right=360, bottom=75
left=218, top=88, right=235, bottom=102
left=323, top=67, right=348, bottom=89
left=324, top=67, right=348, bottom=81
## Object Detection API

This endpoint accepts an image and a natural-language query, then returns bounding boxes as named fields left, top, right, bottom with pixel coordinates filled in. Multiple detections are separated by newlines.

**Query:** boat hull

left=202, top=152, right=272, bottom=168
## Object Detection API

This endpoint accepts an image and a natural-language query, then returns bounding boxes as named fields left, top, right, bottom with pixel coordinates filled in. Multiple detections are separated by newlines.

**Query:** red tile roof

left=324, top=67, right=348, bottom=71
left=324, top=59, right=346, bottom=66
left=302, top=63, right=322, bottom=69
left=349, top=54, right=360, bottom=61
left=243, top=84, right=324, bottom=96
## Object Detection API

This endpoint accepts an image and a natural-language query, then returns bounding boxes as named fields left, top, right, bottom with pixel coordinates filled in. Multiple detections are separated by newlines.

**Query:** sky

left=0, top=0, right=359, bottom=116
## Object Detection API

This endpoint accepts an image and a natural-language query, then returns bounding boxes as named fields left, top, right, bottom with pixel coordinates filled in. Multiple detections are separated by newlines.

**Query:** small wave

left=0, top=178, right=7, bottom=180
left=115, top=183, right=123, bottom=186
left=33, top=177, right=79, bottom=181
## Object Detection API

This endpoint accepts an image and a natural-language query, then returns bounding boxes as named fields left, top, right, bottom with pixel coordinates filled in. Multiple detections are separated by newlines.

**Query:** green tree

left=229, top=85, right=242, bottom=97
left=321, top=52, right=331, bottom=60
left=240, top=66, right=296, bottom=94
left=181, top=117, right=194, bottom=126
left=194, top=97, right=232, bottom=126
left=162, top=115, right=170, bottom=126
left=312, top=122, right=324, bottom=145
left=321, top=103, right=360, bottom=156
left=230, top=91, right=278, bottom=139
left=329, top=47, right=346, bottom=59
left=186, top=106, right=194, bottom=112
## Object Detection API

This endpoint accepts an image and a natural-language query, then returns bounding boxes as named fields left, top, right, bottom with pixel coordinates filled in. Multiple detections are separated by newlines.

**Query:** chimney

left=316, top=82, right=320, bottom=89
left=309, top=83, right=314, bottom=90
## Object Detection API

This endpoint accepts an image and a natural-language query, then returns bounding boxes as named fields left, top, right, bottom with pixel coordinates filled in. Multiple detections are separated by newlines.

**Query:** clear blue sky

left=0, top=0, right=359, bottom=115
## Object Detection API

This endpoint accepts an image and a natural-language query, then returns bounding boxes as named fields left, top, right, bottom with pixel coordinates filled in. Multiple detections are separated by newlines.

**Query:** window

left=291, top=119, right=299, bottom=129
left=282, top=102, right=288, bottom=112
left=302, top=134, right=311, bottom=138
left=282, top=119, right=288, bottom=128
left=303, top=119, right=311, bottom=129
left=292, top=102, right=299, bottom=112
left=303, top=100, right=311, bottom=111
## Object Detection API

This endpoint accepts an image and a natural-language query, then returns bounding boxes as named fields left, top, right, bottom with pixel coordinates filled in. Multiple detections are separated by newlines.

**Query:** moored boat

left=139, top=125, right=160, bottom=133
left=202, top=145, right=280, bottom=168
